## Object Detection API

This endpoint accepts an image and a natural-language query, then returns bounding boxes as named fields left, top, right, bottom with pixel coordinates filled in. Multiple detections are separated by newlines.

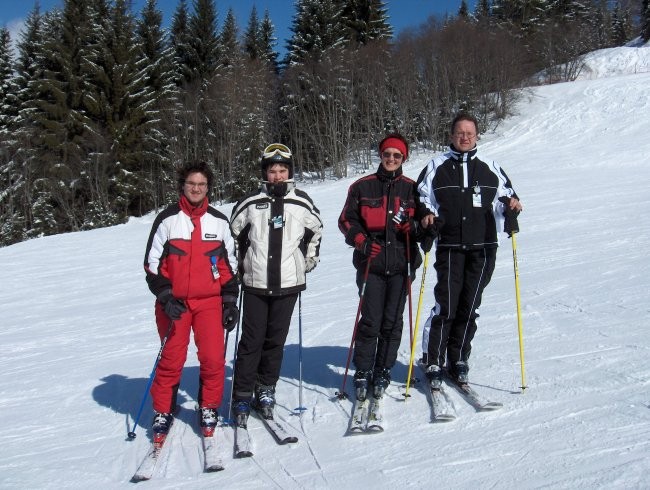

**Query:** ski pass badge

left=271, top=215, right=284, bottom=229
left=210, top=256, right=220, bottom=279
left=472, top=183, right=482, bottom=208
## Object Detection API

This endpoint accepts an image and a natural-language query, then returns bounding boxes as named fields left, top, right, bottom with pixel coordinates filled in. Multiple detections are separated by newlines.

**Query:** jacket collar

left=376, top=163, right=403, bottom=181
left=179, top=194, right=208, bottom=218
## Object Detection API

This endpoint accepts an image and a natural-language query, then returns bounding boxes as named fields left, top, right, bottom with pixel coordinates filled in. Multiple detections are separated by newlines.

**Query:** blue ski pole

left=127, top=319, right=174, bottom=440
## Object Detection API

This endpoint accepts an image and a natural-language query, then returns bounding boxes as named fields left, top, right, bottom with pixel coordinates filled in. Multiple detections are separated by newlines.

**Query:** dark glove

left=503, top=207, right=520, bottom=237
left=222, top=301, right=239, bottom=332
left=354, top=233, right=381, bottom=258
left=421, top=217, right=444, bottom=253
left=395, top=218, right=416, bottom=235
left=158, top=290, right=186, bottom=320
left=305, top=256, right=318, bottom=273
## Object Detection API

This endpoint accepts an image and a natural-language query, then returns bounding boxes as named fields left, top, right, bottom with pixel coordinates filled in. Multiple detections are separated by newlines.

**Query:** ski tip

left=130, top=475, right=150, bottom=483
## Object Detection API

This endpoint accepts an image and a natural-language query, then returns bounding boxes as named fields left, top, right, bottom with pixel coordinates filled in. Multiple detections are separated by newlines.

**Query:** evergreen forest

left=0, top=0, right=648, bottom=246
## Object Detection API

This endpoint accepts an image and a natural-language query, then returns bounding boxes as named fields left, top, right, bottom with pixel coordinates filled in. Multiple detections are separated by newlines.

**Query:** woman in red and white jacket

left=338, top=133, right=425, bottom=402
left=143, top=161, right=239, bottom=441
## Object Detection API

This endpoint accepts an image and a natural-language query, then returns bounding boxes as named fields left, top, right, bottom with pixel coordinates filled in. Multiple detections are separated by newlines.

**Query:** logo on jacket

left=256, top=203, right=269, bottom=209
left=204, top=233, right=218, bottom=239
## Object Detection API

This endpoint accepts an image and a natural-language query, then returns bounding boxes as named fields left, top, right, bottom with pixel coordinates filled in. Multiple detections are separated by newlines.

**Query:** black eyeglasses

left=382, top=151, right=403, bottom=160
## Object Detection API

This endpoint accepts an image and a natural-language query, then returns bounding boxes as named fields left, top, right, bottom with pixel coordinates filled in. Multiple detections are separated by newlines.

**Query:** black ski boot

left=425, top=364, right=443, bottom=389
left=199, top=407, right=218, bottom=436
left=449, top=361, right=469, bottom=384
left=232, top=399, right=251, bottom=428
left=353, top=370, right=372, bottom=402
left=254, top=384, right=276, bottom=419
left=372, top=368, right=391, bottom=400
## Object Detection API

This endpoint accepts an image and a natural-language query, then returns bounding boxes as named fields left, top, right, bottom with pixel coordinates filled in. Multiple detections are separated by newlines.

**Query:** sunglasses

left=263, top=143, right=292, bottom=160
left=382, top=151, right=403, bottom=160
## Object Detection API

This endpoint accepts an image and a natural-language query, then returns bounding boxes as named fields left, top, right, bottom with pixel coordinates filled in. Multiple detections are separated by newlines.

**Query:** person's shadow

left=92, top=343, right=414, bottom=440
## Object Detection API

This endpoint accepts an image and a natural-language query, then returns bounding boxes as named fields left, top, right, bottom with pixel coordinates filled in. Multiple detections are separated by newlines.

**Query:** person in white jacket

left=229, top=143, right=322, bottom=425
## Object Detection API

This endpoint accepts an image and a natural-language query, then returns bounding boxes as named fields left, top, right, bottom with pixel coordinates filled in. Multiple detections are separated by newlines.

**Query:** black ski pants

left=426, top=247, right=496, bottom=368
left=232, top=292, right=298, bottom=400
left=353, top=270, right=408, bottom=373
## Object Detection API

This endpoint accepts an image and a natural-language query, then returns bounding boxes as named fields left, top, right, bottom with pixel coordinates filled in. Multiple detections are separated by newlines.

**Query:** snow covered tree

left=340, top=0, right=393, bottom=46
left=259, top=10, right=279, bottom=69
left=186, top=0, right=221, bottom=83
left=285, top=0, right=347, bottom=65
left=136, top=0, right=178, bottom=209
left=244, top=5, right=262, bottom=60
left=641, top=0, right=650, bottom=41
left=220, top=8, right=241, bottom=68
left=458, top=0, right=471, bottom=19
left=170, top=0, right=193, bottom=85
left=475, top=0, right=492, bottom=21
left=29, top=0, right=96, bottom=233
left=0, top=28, right=17, bottom=133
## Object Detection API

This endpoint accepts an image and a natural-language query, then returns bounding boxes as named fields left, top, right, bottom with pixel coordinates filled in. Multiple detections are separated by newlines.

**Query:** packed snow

left=1, top=44, right=649, bottom=489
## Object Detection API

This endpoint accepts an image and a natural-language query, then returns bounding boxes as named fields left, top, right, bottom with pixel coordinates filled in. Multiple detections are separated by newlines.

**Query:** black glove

left=158, top=290, right=186, bottom=320
left=504, top=207, right=520, bottom=237
left=222, top=301, right=239, bottom=332
left=354, top=233, right=382, bottom=258
left=421, top=217, right=444, bottom=253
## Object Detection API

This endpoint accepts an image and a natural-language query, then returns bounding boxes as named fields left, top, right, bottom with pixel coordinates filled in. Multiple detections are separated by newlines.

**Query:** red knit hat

left=379, top=134, right=408, bottom=160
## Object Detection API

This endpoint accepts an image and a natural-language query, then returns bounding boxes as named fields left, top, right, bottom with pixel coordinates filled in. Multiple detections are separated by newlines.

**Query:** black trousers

left=232, top=292, right=298, bottom=400
left=425, top=247, right=496, bottom=368
left=353, top=271, right=408, bottom=373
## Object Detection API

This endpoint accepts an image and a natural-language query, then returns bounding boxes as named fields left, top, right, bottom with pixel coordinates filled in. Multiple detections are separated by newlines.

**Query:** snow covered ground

left=1, top=45, right=649, bottom=489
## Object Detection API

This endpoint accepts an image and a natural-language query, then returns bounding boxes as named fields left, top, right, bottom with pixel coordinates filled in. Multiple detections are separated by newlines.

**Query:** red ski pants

left=150, top=296, right=225, bottom=413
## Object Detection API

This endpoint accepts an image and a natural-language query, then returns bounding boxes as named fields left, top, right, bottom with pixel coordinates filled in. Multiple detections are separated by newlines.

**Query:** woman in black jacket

left=339, top=133, right=424, bottom=402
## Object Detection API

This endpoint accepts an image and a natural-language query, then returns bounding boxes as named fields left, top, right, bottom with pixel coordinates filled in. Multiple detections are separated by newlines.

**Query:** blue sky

left=2, top=0, right=475, bottom=53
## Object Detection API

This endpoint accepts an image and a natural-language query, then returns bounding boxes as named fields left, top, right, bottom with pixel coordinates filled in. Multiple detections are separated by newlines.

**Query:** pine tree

left=30, top=0, right=96, bottom=233
left=244, top=5, right=262, bottom=60
left=475, top=0, right=491, bottom=20
left=285, top=0, right=347, bottom=65
left=642, top=0, right=650, bottom=41
left=458, top=0, right=470, bottom=19
left=220, top=8, right=241, bottom=68
left=186, top=0, right=221, bottom=83
left=259, top=10, right=279, bottom=69
left=136, top=0, right=178, bottom=209
left=0, top=28, right=17, bottom=133
left=341, top=0, right=392, bottom=46
left=170, top=0, right=193, bottom=85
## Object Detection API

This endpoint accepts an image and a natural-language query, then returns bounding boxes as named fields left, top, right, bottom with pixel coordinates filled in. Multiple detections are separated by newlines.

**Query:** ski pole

left=511, top=231, right=527, bottom=391
left=294, top=292, right=307, bottom=415
left=226, top=293, right=244, bottom=423
left=336, top=258, right=372, bottom=400
left=403, top=251, right=430, bottom=399
left=405, top=232, right=414, bottom=352
left=127, top=319, right=175, bottom=439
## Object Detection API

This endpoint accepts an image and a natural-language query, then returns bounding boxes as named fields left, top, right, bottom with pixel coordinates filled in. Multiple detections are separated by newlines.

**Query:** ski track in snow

left=1, top=46, right=650, bottom=489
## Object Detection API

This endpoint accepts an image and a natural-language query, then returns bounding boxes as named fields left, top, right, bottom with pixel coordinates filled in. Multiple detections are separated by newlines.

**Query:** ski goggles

left=262, top=143, right=292, bottom=160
